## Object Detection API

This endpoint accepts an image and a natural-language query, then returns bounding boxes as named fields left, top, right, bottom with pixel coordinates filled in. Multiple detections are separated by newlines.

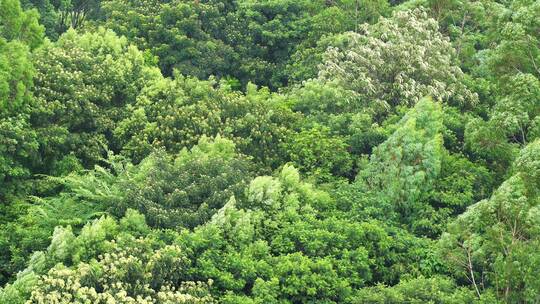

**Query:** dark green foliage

left=1, top=0, right=538, bottom=303
left=423, top=152, right=494, bottom=236
left=21, top=0, right=102, bottom=39
left=100, top=0, right=386, bottom=88
left=439, top=140, right=540, bottom=302
left=283, top=125, right=353, bottom=182
left=0, top=115, right=39, bottom=200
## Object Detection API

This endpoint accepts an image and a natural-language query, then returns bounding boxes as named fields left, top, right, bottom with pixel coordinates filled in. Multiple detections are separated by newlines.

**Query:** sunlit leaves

left=31, top=27, right=161, bottom=167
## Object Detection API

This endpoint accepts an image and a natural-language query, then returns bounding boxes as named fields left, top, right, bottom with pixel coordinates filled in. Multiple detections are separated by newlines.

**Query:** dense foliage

left=1, top=0, right=539, bottom=303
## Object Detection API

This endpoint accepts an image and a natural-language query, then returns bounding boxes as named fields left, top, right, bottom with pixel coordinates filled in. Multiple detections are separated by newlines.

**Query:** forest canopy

left=1, top=0, right=539, bottom=303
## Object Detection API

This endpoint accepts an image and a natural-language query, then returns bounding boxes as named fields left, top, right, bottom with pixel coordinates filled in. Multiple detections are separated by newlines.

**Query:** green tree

left=0, top=0, right=43, bottom=48
left=117, top=136, right=255, bottom=229
left=283, top=124, right=353, bottom=182
left=1, top=136, right=253, bottom=279
left=439, top=139, right=540, bottom=302
left=284, top=79, right=390, bottom=160
left=30, top=27, right=161, bottom=168
left=0, top=1, right=44, bottom=273
left=421, top=152, right=494, bottom=237
left=21, top=0, right=103, bottom=39
left=100, top=0, right=377, bottom=88
left=481, top=0, right=540, bottom=79
left=1, top=211, right=214, bottom=303
left=355, top=98, right=444, bottom=228
left=177, top=165, right=437, bottom=301
left=465, top=73, right=540, bottom=178
left=115, top=77, right=298, bottom=169
left=0, top=0, right=43, bottom=110
left=352, top=276, right=487, bottom=303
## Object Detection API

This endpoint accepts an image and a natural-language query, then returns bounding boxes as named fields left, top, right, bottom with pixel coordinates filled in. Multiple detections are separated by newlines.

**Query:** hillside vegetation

left=1, top=0, right=540, bottom=303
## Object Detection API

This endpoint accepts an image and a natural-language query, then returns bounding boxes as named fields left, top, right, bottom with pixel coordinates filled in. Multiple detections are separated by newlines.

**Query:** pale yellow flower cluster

left=27, top=242, right=214, bottom=304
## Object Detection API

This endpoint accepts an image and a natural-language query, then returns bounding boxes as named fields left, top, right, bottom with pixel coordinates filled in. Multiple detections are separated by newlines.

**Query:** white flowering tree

left=319, top=9, right=477, bottom=114
left=1, top=211, right=214, bottom=304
